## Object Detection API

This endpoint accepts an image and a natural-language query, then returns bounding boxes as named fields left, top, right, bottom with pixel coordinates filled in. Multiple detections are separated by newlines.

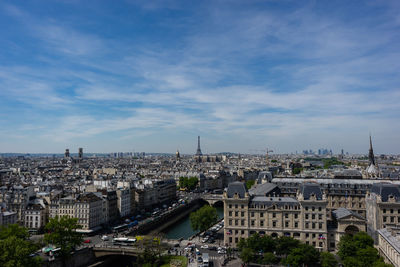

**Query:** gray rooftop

left=227, top=182, right=246, bottom=198
left=249, top=183, right=278, bottom=196
left=332, top=208, right=365, bottom=220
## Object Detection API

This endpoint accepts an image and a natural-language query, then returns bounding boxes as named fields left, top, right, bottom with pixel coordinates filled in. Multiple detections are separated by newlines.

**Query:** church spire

left=369, top=135, right=376, bottom=166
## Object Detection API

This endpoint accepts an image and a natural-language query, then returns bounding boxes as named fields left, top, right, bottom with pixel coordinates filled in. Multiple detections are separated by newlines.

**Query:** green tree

left=245, top=180, right=255, bottom=190
left=44, top=216, right=83, bottom=265
left=0, top=224, right=41, bottom=267
left=320, top=251, right=338, bottom=267
left=0, top=224, right=29, bottom=240
left=338, top=234, right=357, bottom=259
left=262, top=252, right=278, bottom=265
left=187, top=177, right=199, bottom=191
left=284, top=244, right=320, bottom=267
left=179, top=177, right=188, bottom=189
left=338, top=232, right=391, bottom=267
left=293, top=167, right=303, bottom=174
left=276, top=236, right=300, bottom=256
left=240, top=247, right=254, bottom=264
left=189, top=205, right=218, bottom=232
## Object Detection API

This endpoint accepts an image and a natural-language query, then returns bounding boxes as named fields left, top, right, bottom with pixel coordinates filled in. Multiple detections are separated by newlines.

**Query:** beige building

left=366, top=183, right=400, bottom=243
left=24, top=199, right=47, bottom=230
left=51, top=193, right=103, bottom=232
left=223, top=182, right=329, bottom=251
left=378, top=228, right=400, bottom=267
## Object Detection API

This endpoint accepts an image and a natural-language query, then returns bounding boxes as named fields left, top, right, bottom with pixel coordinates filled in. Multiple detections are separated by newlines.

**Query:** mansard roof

left=299, top=182, right=323, bottom=200
left=227, top=182, right=246, bottom=198
left=371, top=183, right=400, bottom=202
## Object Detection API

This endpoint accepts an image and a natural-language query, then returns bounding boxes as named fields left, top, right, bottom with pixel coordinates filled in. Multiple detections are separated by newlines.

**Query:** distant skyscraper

left=196, top=136, right=202, bottom=156
left=78, top=148, right=83, bottom=159
left=65, top=149, right=70, bottom=158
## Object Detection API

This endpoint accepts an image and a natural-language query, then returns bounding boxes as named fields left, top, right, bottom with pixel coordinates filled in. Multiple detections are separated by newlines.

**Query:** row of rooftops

left=226, top=181, right=400, bottom=203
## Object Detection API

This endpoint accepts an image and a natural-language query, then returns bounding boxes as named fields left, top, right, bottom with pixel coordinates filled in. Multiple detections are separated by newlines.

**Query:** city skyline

left=1, top=1, right=400, bottom=154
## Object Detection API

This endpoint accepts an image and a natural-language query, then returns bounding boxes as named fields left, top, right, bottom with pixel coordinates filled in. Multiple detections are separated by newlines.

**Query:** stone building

left=0, top=185, right=35, bottom=223
left=273, top=178, right=400, bottom=219
left=366, top=183, right=400, bottom=243
left=377, top=228, right=400, bottom=266
left=0, top=210, right=17, bottom=226
left=223, top=182, right=329, bottom=251
left=24, top=198, right=47, bottom=231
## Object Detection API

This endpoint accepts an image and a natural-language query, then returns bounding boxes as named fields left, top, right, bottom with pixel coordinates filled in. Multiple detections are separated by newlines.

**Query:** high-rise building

left=65, top=149, right=70, bottom=158
left=78, top=148, right=83, bottom=159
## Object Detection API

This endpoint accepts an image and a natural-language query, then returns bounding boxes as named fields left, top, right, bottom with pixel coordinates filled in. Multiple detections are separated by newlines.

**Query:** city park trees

left=337, top=232, right=393, bottom=267
left=0, top=224, right=42, bottom=267
left=44, top=216, right=83, bottom=266
left=237, top=231, right=393, bottom=267
left=189, top=205, right=218, bottom=232
left=178, top=177, right=199, bottom=191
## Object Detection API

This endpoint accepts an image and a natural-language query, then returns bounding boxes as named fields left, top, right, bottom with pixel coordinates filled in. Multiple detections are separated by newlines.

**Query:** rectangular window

left=305, top=214, right=309, bottom=219
left=235, top=211, right=239, bottom=216
left=319, top=214, right=322, bottom=220
left=251, top=220, right=255, bottom=226
left=260, top=221, right=264, bottom=227
left=251, top=212, right=254, bottom=217
left=285, top=213, right=289, bottom=219
left=241, top=219, right=245, bottom=226
left=295, top=222, right=298, bottom=228
left=285, top=221, right=289, bottom=228
left=294, top=214, right=298, bottom=219
left=241, top=211, right=244, bottom=216
left=260, top=212, right=263, bottom=217
left=229, top=219, right=232, bottom=226
left=241, top=205, right=244, bottom=209
left=273, top=221, right=276, bottom=227
left=273, top=213, right=276, bottom=218
left=229, top=211, right=232, bottom=216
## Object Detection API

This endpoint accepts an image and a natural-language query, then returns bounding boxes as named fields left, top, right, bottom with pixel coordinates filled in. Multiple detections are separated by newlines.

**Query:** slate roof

left=299, top=183, right=323, bottom=200
left=251, top=196, right=299, bottom=207
left=371, top=183, right=400, bottom=202
left=332, top=207, right=365, bottom=220
left=227, top=182, right=246, bottom=198
left=249, top=183, right=278, bottom=196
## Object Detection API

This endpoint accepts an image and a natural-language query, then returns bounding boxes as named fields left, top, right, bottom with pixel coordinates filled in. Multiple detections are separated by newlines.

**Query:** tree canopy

left=44, top=216, right=83, bottom=261
left=178, top=177, right=199, bottom=191
left=0, top=224, right=41, bottom=267
left=245, top=179, right=255, bottom=190
left=338, top=232, right=393, bottom=267
left=189, top=205, right=218, bottom=232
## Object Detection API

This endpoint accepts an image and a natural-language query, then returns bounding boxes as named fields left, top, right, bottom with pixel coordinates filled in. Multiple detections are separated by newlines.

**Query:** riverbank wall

left=131, top=198, right=207, bottom=236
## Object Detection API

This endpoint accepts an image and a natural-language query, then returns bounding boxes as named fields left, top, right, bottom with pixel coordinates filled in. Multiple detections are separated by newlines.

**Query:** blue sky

left=0, top=0, right=399, bottom=154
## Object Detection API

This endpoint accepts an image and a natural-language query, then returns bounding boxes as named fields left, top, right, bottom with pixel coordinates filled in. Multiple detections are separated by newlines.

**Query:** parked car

left=83, top=239, right=91, bottom=244
left=101, top=235, right=109, bottom=241
left=200, top=245, right=208, bottom=249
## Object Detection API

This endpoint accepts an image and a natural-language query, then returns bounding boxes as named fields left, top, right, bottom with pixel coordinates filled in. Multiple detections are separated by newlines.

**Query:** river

left=164, top=205, right=223, bottom=239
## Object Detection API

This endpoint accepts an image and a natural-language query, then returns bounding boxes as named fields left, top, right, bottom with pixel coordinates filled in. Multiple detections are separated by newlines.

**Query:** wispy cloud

left=0, top=1, right=399, bottom=153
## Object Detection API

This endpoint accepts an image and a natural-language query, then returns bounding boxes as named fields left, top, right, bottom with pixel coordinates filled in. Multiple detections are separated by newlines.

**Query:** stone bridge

left=202, top=194, right=223, bottom=206
left=93, top=246, right=143, bottom=258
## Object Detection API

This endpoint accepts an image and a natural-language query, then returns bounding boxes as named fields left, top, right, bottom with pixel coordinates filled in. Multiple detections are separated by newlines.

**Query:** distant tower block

left=78, top=148, right=83, bottom=159
left=65, top=149, right=70, bottom=158
left=196, top=136, right=203, bottom=156
left=176, top=150, right=181, bottom=160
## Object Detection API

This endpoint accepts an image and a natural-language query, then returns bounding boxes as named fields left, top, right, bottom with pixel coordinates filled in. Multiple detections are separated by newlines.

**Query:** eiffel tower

left=196, top=136, right=203, bottom=156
